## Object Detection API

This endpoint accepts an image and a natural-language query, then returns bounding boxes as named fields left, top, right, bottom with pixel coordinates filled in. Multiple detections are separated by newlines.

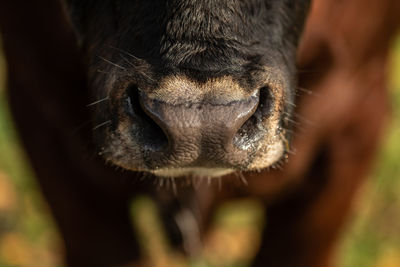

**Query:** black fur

left=63, top=0, right=310, bottom=172
left=65, top=0, right=309, bottom=85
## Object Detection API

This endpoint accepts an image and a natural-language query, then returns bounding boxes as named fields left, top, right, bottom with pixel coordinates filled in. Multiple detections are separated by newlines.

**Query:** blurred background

left=0, top=34, right=399, bottom=266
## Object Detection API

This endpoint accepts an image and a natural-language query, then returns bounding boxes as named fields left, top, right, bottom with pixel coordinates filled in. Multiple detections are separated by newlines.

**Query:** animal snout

left=101, top=73, right=287, bottom=177
left=125, top=84, right=262, bottom=170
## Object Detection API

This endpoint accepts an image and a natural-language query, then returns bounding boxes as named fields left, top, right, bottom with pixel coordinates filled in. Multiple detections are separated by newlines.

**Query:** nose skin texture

left=139, top=92, right=259, bottom=168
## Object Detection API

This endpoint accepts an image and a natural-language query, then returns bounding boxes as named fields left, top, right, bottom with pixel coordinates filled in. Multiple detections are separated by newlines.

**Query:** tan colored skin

left=0, top=0, right=399, bottom=267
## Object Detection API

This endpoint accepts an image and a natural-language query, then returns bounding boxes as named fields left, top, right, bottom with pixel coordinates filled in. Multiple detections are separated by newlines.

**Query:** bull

left=0, top=0, right=399, bottom=266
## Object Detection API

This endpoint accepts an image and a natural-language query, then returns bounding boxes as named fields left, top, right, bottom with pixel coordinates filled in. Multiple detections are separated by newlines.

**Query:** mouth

left=94, top=69, right=293, bottom=177
left=150, top=167, right=235, bottom=178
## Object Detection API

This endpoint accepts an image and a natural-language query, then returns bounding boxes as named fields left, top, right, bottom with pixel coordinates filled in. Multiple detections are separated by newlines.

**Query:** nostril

left=234, top=87, right=272, bottom=149
left=125, top=84, right=145, bottom=118
left=125, top=84, right=168, bottom=151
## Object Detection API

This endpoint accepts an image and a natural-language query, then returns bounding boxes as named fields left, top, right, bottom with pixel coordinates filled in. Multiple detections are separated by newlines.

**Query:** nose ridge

left=139, top=92, right=259, bottom=166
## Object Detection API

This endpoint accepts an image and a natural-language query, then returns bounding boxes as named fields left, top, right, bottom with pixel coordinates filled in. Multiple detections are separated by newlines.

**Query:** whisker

left=119, top=53, right=135, bottom=67
left=93, top=120, right=111, bottom=130
left=86, top=96, right=109, bottom=107
left=293, top=113, right=315, bottom=126
left=283, top=112, right=307, bottom=132
left=237, top=171, right=248, bottom=186
left=285, top=116, right=300, bottom=125
left=158, top=177, right=165, bottom=188
left=171, top=178, right=178, bottom=196
left=281, top=126, right=294, bottom=134
left=98, top=56, right=126, bottom=70
left=280, top=132, right=291, bottom=153
left=296, top=86, right=313, bottom=95
left=109, top=45, right=142, bottom=60
left=274, top=163, right=283, bottom=170
left=119, top=54, right=155, bottom=82
left=285, top=100, right=297, bottom=107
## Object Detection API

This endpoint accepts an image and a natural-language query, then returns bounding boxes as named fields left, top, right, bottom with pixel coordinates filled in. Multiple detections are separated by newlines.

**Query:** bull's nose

left=126, top=86, right=259, bottom=168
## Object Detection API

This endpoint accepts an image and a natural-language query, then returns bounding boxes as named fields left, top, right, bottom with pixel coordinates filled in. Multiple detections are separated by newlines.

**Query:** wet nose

left=127, top=87, right=259, bottom=168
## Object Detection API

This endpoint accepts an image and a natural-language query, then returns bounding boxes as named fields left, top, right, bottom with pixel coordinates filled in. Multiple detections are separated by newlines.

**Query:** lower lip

left=151, top=167, right=234, bottom=178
